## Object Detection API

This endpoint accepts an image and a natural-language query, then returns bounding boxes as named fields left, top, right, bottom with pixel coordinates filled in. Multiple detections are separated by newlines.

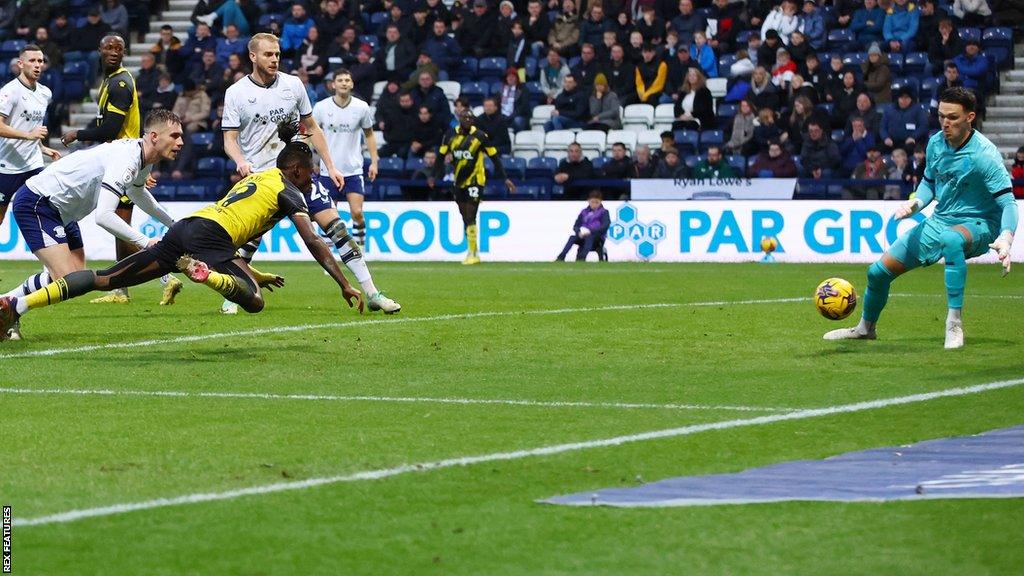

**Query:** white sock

left=947, top=308, right=962, bottom=323
left=856, top=317, right=876, bottom=333
left=3, top=271, right=50, bottom=298
left=15, top=297, right=28, bottom=315
left=323, top=218, right=378, bottom=295
left=346, top=258, right=378, bottom=295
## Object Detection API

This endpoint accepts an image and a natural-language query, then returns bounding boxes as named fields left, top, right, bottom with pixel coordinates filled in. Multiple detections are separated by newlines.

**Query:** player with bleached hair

left=824, top=87, right=1017, bottom=349
left=218, top=32, right=343, bottom=314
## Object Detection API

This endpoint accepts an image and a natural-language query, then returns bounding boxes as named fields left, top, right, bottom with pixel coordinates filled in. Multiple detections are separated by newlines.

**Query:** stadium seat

left=501, top=156, right=527, bottom=179
left=718, top=54, right=738, bottom=77
left=258, top=14, right=282, bottom=28
left=524, top=57, right=539, bottom=80
left=654, top=103, right=675, bottom=124
left=455, top=57, right=478, bottom=82
left=509, top=185, right=541, bottom=200
left=523, top=81, right=545, bottom=105
left=175, top=185, right=207, bottom=201
left=378, top=185, right=403, bottom=200
left=684, top=154, right=701, bottom=169
left=513, top=130, right=544, bottom=159
left=716, top=103, right=738, bottom=128
left=368, top=11, right=388, bottom=32
left=673, top=129, right=699, bottom=155
left=707, top=78, right=728, bottom=99
left=591, top=156, right=606, bottom=171
left=359, top=35, right=378, bottom=50
left=405, top=157, right=425, bottom=173
left=437, top=80, right=461, bottom=102
left=736, top=30, right=754, bottom=44
left=190, top=132, right=215, bottom=156
left=622, top=104, right=655, bottom=129
left=477, top=57, right=507, bottom=82
left=461, top=81, right=488, bottom=106
left=903, top=52, right=929, bottom=76
left=544, top=130, right=575, bottom=160
left=887, top=53, right=904, bottom=74
left=149, top=185, right=176, bottom=200
left=958, top=27, right=981, bottom=44
left=372, top=80, right=387, bottom=104
left=195, top=157, right=225, bottom=178
left=891, top=77, right=920, bottom=101
left=637, top=129, right=662, bottom=150
left=830, top=129, right=844, bottom=143
left=526, top=156, right=558, bottom=177
left=0, top=39, right=26, bottom=61
left=605, top=129, right=637, bottom=153
left=575, top=130, right=606, bottom=155
left=982, top=27, right=1013, bottom=50
left=530, top=105, right=555, bottom=129
left=378, top=157, right=406, bottom=178
left=921, top=76, right=942, bottom=101
left=827, top=28, right=853, bottom=50
left=699, top=129, right=724, bottom=153
left=842, top=52, right=867, bottom=67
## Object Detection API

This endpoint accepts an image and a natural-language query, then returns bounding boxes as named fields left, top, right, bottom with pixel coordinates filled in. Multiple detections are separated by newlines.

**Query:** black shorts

left=116, top=193, right=134, bottom=210
left=149, top=217, right=239, bottom=269
left=453, top=184, right=483, bottom=204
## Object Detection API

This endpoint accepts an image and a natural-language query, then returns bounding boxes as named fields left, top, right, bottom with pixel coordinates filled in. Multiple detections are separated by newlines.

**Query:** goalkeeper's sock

left=947, top=307, right=962, bottom=323
left=23, top=270, right=97, bottom=312
left=466, top=224, right=478, bottom=257
left=203, top=271, right=253, bottom=301
left=941, top=231, right=967, bottom=311
left=324, top=218, right=378, bottom=294
left=4, top=270, right=50, bottom=298
left=862, top=260, right=895, bottom=324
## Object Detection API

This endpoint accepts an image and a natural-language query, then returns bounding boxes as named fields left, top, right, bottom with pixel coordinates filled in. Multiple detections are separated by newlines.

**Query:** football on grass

left=815, top=277, right=858, bottom=320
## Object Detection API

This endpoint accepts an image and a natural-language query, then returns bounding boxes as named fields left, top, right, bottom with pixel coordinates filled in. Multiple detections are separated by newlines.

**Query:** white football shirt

left=312, top=95, right=372, bottom=177
left=26, top=139, right=143, bottom=223
left=0, top=77, right=52, bottom=174
left=222, top=72, right=313, bottom=172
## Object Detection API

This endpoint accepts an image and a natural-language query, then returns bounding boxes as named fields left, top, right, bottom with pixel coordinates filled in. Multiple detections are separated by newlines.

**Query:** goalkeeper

left=825, top=87, right=1018, bottom=349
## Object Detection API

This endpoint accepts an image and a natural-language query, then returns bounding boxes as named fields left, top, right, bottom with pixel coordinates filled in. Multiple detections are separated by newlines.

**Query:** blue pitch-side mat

left=544, top=426, right=1024, bottom=507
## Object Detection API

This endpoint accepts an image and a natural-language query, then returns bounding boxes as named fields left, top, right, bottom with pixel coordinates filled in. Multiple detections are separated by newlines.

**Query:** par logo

left=607, top=202, right=666, bottom=260
left=140, top=217, right=167, bottom=239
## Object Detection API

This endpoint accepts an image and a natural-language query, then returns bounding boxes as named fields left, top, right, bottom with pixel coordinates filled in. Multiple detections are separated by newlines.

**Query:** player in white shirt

left=218, top=32, right=343, bottom=314
left=306, top=69, right=400, bottom=313
left=0, top=44, right=63, bottom=339
left=0, top=110, right=183, bottom=340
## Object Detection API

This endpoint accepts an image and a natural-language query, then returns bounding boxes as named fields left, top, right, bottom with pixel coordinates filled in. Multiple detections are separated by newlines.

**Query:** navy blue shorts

left=0, top=167, right=43, bottom=206
left=11, top=185, right=83, bottom=252
left=305, top=174, right=364, bottom=214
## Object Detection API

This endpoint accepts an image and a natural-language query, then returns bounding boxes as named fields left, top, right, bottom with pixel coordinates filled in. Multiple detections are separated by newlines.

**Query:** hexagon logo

left=608, top=202, right=668, bottom=260
left=616, top=204, right=637, bottom=224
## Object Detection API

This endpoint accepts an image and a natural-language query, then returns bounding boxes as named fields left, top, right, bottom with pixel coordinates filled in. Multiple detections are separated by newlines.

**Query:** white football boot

left=823, top=326, right=877, bottom=341
left=944, top=320, right=964, bottom=349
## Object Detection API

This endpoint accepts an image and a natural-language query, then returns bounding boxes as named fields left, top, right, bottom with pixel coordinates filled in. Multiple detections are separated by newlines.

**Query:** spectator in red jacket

left=1013, top=145, right=1024, bottom=199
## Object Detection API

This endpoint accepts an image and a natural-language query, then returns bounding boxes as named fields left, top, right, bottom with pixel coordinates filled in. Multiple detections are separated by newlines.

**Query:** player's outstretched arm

left=95, top=186, right=156, bottom=249
left=126, top=184, right=175, bottom=227
left=223, top=129, right=251, bottom=176
left=291, top=212, right=364, bottom=313
left=302, top=115, right=343, bottom=187
left=989, top=191, right=1018, bottom=277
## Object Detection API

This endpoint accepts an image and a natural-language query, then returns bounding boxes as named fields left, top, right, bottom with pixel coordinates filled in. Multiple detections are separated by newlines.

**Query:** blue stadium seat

left=887, top=53, right=904, bottom=74
left=903, top=52, right=929, bottom=76
left=190, top=132, right=215, bottom=153
left=736, top=30, right=754, bottom=44
left=921, top=76, right=942, bottom=100
left=461, top=81, right=488, bottom=106
left=827, top=29, right=852, bottom=49
left=958, top=27, right=982, bottom=44
left=524, top=57, right=538, bottom=80
left=726, top=155, right=745, bottom=175
left=830, top=129, right=844, bottom=143
left=509, top=185, right=540, bottom=200
left=61, top=61, right=89, bottom=79
left=379, top=185, right=403, bottom=200
left=718, top=54, right=738, bottom=77
left=258, top=14, right=282, bottom=28
left=891, top=77, right=920, bottom=101
left=195, top=157, right=225, bottom=178
left=842, top=52, right=867, bottom=67
left=0, top=39, right=26, bottom=60
left=716, top=103, right=738, bottom=128
left=698, top=130, right=724, bottom=153
left=483, top=183, right=506, bottom=200
left=0, top=62, right=7, bottom=79
left=405, top=157, right=424, bottom=173
left=368, top=12, right=388, bottom=33
left=526, top=156, right=557, bottom=177
left=489, top=81, right=504, bottom=98
left=817, top=103, right=834, bottom=116
left=378, top=157, right=406, bottom=178
left=478, top=57, right=508, bottom=82
left=591, top=156, right=606, bottom=171
left=684, top=154, right=701, bottom=169
left=455, top=57, right=478, bottom=82
left=175, top=185, right=207, bottom=201
left=502, top=156, right=526, bottom=179
left=983, top=47, right=1011, bottom=70
left=359, top=35, right=378, bottom=50
left=982, top=27, right=1013, bottom=50
left=673, top=130, right=699, bottom=154
left=524, top=81, right=545, bottom=105
left=150, top=185, right=176, bottom=200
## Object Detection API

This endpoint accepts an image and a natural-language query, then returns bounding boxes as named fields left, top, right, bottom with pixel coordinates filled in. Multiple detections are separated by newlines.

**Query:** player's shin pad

left=466, top=224, right=479, bottom=256
left=24, top=271, right=97, bottom=310
left=325, top=218, right=374, bottom=285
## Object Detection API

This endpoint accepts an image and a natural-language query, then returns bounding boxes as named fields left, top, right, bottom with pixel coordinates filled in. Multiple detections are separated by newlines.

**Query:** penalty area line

left=13, top=376, right=1024, bottom=527
left=0, top=387, right=790, bottom=413
left=0, top=297, right=805, bottom=360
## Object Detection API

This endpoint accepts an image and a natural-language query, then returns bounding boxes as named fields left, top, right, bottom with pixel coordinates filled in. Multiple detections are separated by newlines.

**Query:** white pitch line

left=0, top=298, right=805, bottom=360
left=0, top=387, right=788, bottom=413
left=14, top=376, right=1024, bottom=528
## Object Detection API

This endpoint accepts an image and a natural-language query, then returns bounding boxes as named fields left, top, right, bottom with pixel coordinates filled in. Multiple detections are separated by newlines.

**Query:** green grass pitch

left=1, top=260, right=1023, bottom=575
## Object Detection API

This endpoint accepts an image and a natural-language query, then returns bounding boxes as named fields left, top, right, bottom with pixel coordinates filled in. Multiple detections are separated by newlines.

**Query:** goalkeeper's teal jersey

left=922, top=129, right=1013, bottom=228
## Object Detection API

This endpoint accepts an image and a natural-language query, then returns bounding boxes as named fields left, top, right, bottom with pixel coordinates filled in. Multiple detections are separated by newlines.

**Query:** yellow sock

left=25, top=278, right=69, bottom=310
left=466, top=224, right=478, bottom=256
left=203, top=271, right=249, bottom=300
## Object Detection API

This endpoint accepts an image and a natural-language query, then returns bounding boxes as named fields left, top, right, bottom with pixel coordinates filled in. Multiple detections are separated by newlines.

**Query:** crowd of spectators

left=0, top=0, right=1020, bottom=199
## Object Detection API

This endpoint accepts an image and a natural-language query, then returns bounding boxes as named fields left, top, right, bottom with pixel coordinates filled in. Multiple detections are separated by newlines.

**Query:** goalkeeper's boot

left=90, top=288, right=130, bottom=304
left=368, top=291, right=401, bottom=314
left=0, top=296, right=20, bottom=342
left=823, top=326, right=876, bottom=341
left=944, top=320, right=964, bottom=350
left=7, top=319, right=21, bottom=341
left=159, top=276, right=183, bottom=305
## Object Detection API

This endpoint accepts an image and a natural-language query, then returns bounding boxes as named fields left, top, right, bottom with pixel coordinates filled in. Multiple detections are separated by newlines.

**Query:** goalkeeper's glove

left=895, top=197, right=923, bottom=220
left=989, top=230, right=1014, bottom=277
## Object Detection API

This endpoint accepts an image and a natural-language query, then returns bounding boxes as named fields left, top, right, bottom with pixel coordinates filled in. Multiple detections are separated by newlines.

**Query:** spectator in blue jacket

left=281, top=3, right=314, bottom=56
left=182, top=22, right=217, bottom=70
left=800, top=0, right=827, bottom=50
left=422, top=19, right=461, bottom=73
left=579, top=4, right=612, bottom=47
left=689, top=31, right=718, bottom=78
left=848, top=0, right=886, bottom=51
left=411, top=70, right=452, bottom=126
left=556, top=190, right=610, bottom=262
left=215, top=24, right=248, bottom=68
left=880, top=87, right=928, bottom=153
left=953, top=39, right=988, bottom=91
left=670, top=0, right=707, bottom=47
left=883, top=0, right=919, bottom=53
left=839, top=116, right=876, bottom=176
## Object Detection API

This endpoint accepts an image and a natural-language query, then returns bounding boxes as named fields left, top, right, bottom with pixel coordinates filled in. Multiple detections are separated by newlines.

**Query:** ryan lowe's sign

left=0, top=201, right=1020, bottom=263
